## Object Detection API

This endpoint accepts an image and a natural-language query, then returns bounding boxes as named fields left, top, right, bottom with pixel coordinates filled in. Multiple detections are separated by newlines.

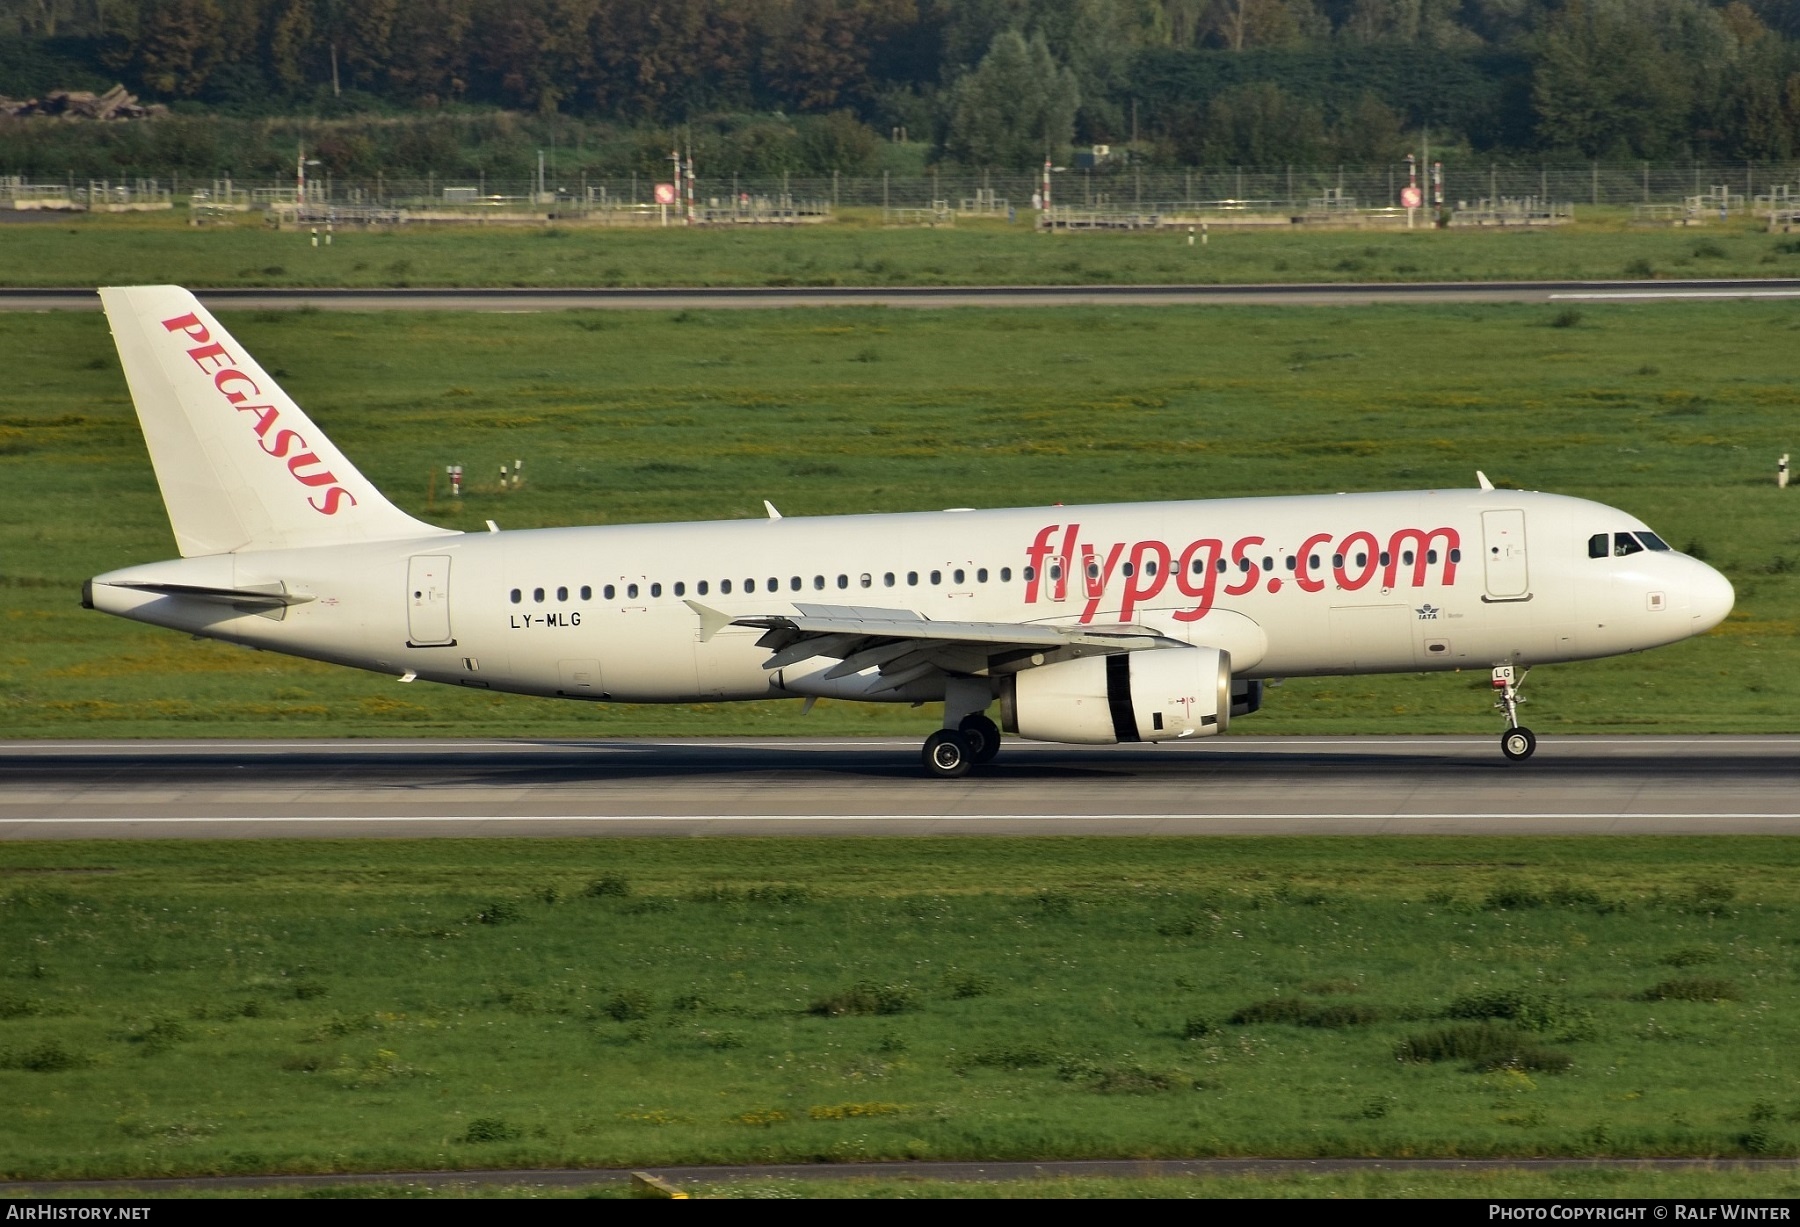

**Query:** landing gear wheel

left=958, top=714, right=1002, bottom=765
left=922, top=729, right=972, bottom=778
left=1501, top=727, right=1537, bottom=762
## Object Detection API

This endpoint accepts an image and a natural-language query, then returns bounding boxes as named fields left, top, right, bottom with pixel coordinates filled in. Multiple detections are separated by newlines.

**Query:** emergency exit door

left=1481, top=510, right=1530, bottom=599
left=406, top=555, right=454, bottom=646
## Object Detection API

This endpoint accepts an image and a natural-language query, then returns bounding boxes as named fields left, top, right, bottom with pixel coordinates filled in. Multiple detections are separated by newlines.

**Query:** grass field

left=3, top=837, right=1799, bottom=1181
left=2, top=209, right=1800, bottom=288
left=44, top=1168, right=1800, bottom=1198
left=0, top=298, right=1793, bottom=739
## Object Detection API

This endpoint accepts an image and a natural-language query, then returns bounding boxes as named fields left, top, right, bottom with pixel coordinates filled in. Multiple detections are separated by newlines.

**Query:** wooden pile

left=0, top=84, right=167, bottom=120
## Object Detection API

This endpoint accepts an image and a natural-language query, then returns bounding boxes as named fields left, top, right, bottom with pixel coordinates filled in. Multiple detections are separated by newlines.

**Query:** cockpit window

left=1638, top=531, right=1672, bottom=551
left=1614, top=532, right=1644, bottom=557
left=1588, top=533, right=1608, bottom=559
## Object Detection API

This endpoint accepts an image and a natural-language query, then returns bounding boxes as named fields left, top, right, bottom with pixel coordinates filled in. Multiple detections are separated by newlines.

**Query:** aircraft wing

left=686, top=600, right=1181, bottom=693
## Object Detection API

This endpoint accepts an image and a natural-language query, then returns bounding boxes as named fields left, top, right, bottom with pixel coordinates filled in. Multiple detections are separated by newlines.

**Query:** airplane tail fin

left=99, top=285, right=454, bottom=557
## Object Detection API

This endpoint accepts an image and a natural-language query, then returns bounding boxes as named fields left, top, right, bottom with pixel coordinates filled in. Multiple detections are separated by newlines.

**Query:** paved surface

left=4, top=1156, right=1793, bottom=1195
left=4, top=279, right=1800, bottom=312
left=2, top=735, right=1796, bottom=840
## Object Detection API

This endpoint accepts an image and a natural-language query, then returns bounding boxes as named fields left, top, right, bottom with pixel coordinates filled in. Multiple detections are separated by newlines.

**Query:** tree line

left=3, top=0, right=1800, bottom=169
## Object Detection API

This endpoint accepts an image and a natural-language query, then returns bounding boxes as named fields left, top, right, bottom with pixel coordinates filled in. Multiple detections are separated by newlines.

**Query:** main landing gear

left=922, top=681, right=1004, bottom=779
left=920, top=715, right=1003, bottom=779
left=1493, top=665, right=1536, bottom=762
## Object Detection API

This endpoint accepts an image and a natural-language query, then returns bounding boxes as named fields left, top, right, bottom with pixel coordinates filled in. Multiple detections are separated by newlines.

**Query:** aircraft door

left=406, top=555, right=454, bottom=646
left=1481, top=510, right=1530, bottom=599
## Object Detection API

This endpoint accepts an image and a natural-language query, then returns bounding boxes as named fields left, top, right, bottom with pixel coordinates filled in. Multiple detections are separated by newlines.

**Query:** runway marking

left=1550, top=290, right=1800, bottom=300
left=8, top=812, right=1798, bottom=824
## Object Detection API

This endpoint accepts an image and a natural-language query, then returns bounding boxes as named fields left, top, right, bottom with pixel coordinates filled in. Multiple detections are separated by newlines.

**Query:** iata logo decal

left=1416, top=603, right=1441, bottom=620
left=160, top=311, right=358, bottom=516
left=1024, top=522, right=1461, bottom=624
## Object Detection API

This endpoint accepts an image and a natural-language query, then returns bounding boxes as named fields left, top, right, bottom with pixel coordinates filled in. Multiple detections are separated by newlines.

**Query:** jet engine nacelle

left=1000, top=646, right=1232, bottom=745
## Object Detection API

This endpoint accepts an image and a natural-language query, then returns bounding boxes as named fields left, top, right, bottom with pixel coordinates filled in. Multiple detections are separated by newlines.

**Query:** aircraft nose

left=1688, top=559, right=1734, bottom=633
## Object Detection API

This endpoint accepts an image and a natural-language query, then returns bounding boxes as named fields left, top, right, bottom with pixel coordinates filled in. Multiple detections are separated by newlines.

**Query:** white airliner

left=84, top=286, right=1735, bottom=776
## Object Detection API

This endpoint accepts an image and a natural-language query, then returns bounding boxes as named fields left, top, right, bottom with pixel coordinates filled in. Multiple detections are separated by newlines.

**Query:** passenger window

left=1379, top=552, right=1390, bottom=567
left=814, top=575, right=824, bottom=590
left=627, top=583, right=639, bottom=599
left=861, top=573, right=872, bottom=588
left=1614, top=533, right=1644, bottom=557
left=1086, top=562, right=1100, bottom=579
left=1403, top=550, right=1415, bottom=565
left=908, top=571, right=919, bottom=586
left=1216, top=558, right=1228, bottom=573
left=744, top=578, right=756, bottom=593
left=953, top=568, right=965, bottom=584
left=930, top=570, right=942, bottom=585
left=1310, top=554, right=1321, bottom=569
left=1262, top=556, right=1274, bottom=571
left=837, top=574, right=848, bottom=589
left=604, top=583, right=616, bottom=600
left=1022, top=566, right=1034, bottom=582
left=977, top=568, right=988, bottom=583
left=1048, top=564, right=1061, bottom=580
left=1640, top=531, right=1672, bottom=551
left=1355, top=552, right=1368, bottom=567
left=650, top=582, right=662, bottom=598
left=580, top=585, right=591, bottom=600
left=510, top=588, right=521, bottom=604
left=1121, top=562, right=1134, bottom=578
left=1449, top=548, right=1461, bottom=563
left=557, top=586, right=568, bottom=601
left=721, top=579, right=732, bottom=594
left=697, top=580, right=709, bottom=596
left=674, top=581, right=685, bottom=597
left=791, top=577, right=801, bottom=592
left=767, top=577, right=776, bottom=591
left=533, top=587, right=545, bottom=603
left=1331, top=554, right=1343, bottom=569
left=1284, top=556, right=1295, bottom=572
left=884, top=572, right=896, bottom=587
left=1238, top=558, right=1251, bottom=573
left=1427, top=549, right=1439, bottom=564
left=1000, top=567, right=1012, bottom=581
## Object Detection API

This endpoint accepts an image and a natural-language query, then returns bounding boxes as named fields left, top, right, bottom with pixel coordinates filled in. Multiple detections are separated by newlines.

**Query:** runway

left=4, top=279, right=1800, bottom=312
left=2, top=735, right=1796, bottom=839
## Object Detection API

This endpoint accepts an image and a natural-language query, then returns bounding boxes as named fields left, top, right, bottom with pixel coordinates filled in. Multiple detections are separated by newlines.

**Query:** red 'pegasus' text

left=161, top=311, right=357, bottom=516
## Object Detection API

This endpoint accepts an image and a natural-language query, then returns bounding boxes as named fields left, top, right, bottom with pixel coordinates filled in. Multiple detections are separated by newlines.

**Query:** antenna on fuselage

left=763, top=500, right=783, bottom=520
left=1476, top=470, right=1495, bottom=491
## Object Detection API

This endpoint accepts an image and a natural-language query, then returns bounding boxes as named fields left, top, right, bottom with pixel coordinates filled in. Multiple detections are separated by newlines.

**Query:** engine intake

left=1000, top=646, right=1232, bottom=745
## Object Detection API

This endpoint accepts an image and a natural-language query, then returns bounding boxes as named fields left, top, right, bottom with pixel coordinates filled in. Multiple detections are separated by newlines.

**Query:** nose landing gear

left=1493, top=666, right=1536, bottom=761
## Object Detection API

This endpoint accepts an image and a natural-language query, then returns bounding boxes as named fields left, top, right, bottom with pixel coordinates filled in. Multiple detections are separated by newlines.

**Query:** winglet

left=763, top=499, right=782, bottom=520
left=684, top=599, right=735, bottom=643
left=1476, top=470, right=1495, bottom=491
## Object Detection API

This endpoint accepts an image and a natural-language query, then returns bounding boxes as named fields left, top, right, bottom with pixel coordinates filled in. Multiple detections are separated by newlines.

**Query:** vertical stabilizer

left=99, top=285, right=454, bottom=557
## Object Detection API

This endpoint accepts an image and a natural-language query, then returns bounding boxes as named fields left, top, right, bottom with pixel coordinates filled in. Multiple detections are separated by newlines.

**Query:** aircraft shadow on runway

left=1, top=744, right=1784, bottom=789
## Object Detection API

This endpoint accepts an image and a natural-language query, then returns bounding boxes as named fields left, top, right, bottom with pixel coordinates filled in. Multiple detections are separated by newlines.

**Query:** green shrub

left=603, top=990, right=653, bottom=1022
left=473, top=900, right=523, bottom=925
left=1228, top=998, right=1384, bottom=1028
left=1229, top=997, right=1313, bottom=1025
left=1181, top=1016, right=1214, bottom=1040
left=808, top=982, right=915, bottom=1017
left=1483, top=884, right=1544, bottom=910
left=461, top=1117, right=521, bottom=1143
left=0, top=1039, right=89, bottom=1072
left=1638, top=977, right=1740, bottom=1002
left=1395, top=1024, right=1573, bottom=1073
left=583, top=875, right=631, bottom=898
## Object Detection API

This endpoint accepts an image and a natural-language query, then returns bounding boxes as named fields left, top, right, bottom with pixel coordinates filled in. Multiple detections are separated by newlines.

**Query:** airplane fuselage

left=88, top=488, right=1732, bottom=706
